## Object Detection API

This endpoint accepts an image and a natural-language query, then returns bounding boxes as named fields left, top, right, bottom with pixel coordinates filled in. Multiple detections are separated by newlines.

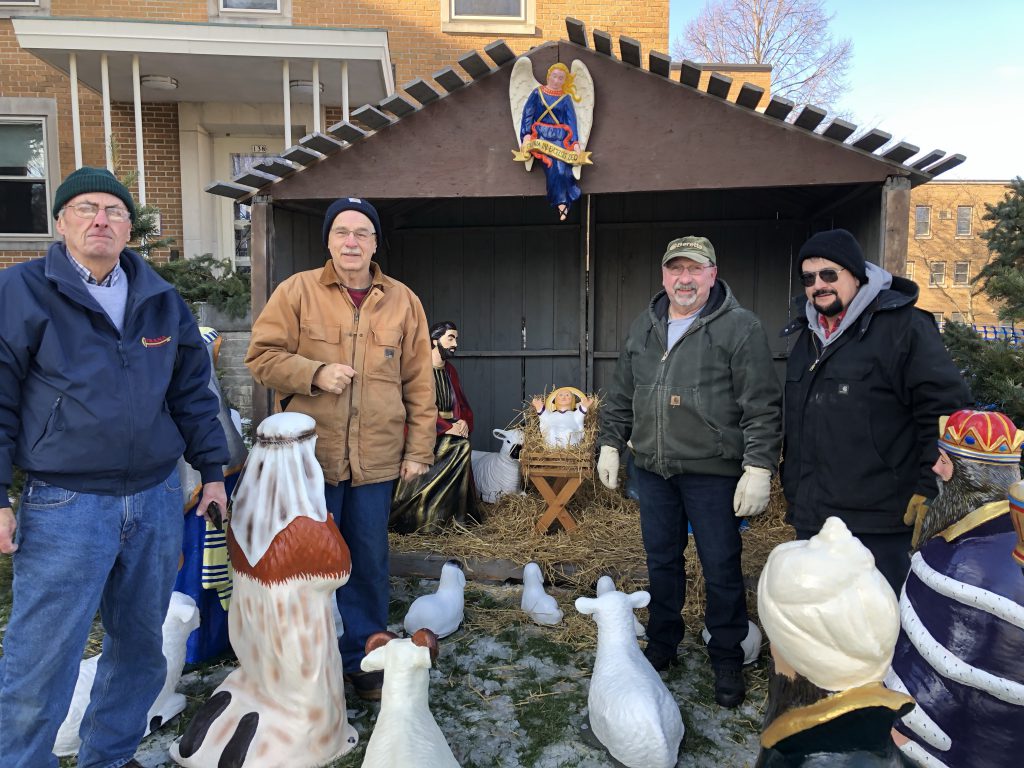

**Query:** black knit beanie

left=797, top=229, right=867, bottom=284
left=322, top=197, right=382, bottom=247
left=53, top=167, right=136, bottom=223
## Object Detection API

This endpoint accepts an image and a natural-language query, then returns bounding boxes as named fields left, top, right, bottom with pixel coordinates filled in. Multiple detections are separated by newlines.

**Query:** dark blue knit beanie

left=797, top=229, right=867, bottom=283
left=322, top=197, right=382, bottom=247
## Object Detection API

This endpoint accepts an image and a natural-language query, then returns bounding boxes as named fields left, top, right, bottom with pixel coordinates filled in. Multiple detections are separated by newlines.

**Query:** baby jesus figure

left=532, top=387, right=593, bottom=448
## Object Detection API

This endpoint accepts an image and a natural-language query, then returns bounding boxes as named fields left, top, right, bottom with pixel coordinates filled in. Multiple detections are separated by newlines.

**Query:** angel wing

left=571, top=60, right=595, bottom=181
left=509, top=56, right=541, bottom=172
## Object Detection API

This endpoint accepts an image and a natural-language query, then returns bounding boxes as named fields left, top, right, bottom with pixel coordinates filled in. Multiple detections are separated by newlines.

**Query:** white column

left=282, top=59, right=292, bottom=147
left=131, top=55, right=146, bottom=206
left=312, top=60, right=321, bottom=132
left=101, top=54, right=113, bottom=171
left=341, top=60, right=349, bottom=123
left=69, top=54, right=83, bottom=168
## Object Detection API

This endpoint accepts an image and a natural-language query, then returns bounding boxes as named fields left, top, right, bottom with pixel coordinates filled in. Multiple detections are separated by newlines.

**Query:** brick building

left=1, top=0, right=676, bottom=268
left=906, top=180, right=1012, bottom=326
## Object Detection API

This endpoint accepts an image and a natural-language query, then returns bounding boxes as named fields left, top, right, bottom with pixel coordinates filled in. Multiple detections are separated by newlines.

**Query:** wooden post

left=881, top=175, right=911, bottom=277
left=249, top=196, right=273, bottom=427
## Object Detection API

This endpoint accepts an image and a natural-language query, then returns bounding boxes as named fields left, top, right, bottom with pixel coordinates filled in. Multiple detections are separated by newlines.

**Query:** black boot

left=713, top=664, right=745, bottom=708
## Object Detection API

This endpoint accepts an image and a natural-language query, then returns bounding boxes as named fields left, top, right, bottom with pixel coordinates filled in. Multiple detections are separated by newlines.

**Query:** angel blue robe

left=520, top=86, right=582, bottom=214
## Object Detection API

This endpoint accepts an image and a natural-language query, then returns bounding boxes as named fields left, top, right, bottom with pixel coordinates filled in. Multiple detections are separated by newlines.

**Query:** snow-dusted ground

left=123, top=578, right=765, bottom=768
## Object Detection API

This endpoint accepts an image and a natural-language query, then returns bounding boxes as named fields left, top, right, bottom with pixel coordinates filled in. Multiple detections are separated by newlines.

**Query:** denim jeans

left=0, top=470, right=183, bottom=768
left=324, top=479, right=395, bottom=674
left=636, top=467, right=747, bottom=668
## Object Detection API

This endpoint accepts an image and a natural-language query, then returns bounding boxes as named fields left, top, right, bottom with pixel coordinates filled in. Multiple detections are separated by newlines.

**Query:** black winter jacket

left=0, top=243, right=229, bottom=500
left=780, top=276, right=970, bottom=534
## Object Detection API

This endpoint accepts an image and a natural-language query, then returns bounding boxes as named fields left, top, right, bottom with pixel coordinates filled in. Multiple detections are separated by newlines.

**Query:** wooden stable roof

left=207, top=17, right=964, bottom=203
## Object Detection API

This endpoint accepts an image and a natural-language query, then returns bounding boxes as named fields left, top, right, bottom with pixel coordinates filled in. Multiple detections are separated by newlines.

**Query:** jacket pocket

left=299, top=323, right=343, bottom=361
left=632, top=385, right=723, bottom=461
left=30, top=394, right=64, bottom=453
left=367, top=327, right=402, bottom=380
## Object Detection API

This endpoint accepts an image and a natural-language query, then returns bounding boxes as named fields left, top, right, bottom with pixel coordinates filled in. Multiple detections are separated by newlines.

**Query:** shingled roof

left=207, top=17, right=963, bottom=202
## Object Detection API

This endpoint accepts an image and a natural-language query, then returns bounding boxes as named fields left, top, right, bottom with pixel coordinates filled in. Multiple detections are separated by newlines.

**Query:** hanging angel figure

left=511, top=58, right=595, bottom=221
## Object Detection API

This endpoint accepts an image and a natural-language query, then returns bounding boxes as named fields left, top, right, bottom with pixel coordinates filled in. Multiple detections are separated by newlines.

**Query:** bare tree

left=673, top=0, right=853, bottom=109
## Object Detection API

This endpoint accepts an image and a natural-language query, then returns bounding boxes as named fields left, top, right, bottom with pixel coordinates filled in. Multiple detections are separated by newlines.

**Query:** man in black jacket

left=781, top=229, right=969, bottom=593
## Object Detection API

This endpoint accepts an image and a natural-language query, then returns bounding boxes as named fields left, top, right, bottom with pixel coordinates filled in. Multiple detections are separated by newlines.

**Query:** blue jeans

left=0, top=471, right=183, bottom=768
left=636, top=467, right=747, bottom=668
left=325, top=479, right=394, bottom=674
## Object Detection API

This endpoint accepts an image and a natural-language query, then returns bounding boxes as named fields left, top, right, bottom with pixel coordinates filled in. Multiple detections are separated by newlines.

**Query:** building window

left=0, top=114, right=53, bottom=241
left=221, top=0, right=280, bottom=11
left=954, top=261, right=970, bottom=286
left=932, top=312, right=944, bottom=325
left=915, top=206, right=931, bottom=237
left=905, top=263, right=915, bottom=281
left=956, top=205, right=973, bottom=237
left=452, top=0, right=524, bottom=18
left=929, top=261, right=946, bottom=287
left=0, top=0, right=50, bottom=19
left=950, top=312, right=966, bottom=323
left=441, top=0, right=535, bottom=34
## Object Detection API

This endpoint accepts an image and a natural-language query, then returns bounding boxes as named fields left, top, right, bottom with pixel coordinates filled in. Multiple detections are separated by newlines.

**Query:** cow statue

left=171, top=412, right=358, bottom=767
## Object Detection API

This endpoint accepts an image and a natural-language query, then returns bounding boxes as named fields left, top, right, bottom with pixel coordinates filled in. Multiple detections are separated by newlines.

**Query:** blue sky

left=668, top=0, right=1024, bottom=179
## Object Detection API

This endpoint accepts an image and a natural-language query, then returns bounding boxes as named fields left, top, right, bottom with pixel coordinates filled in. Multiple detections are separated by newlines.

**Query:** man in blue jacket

left=0, top=167, right=229, bottom=768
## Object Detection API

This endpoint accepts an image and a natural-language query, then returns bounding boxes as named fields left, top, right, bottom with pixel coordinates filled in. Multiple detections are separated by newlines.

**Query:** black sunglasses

left=799, top=267, right=847, bottom=287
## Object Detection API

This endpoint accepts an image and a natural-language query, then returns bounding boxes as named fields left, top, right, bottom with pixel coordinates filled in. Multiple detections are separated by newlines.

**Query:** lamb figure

left=359, top=629, right=460, bottom=768
left=471, top=428, right=524, bottom=503
left=521, top=561, right=564, bottom=625
left=576, top=589, right=685, bottom=768
left=596, top=575, right=644, bottom=636
left=403, top=560, right=466, bottom=639
left=54, top=591, right=200, bottom=756
left=171, top=412, right=358, bottom=768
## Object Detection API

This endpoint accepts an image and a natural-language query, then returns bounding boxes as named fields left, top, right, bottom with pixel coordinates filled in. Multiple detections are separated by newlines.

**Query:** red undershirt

left=818, top=310, right=847, bottom=340
left=347, top=286, right=370, bottom=309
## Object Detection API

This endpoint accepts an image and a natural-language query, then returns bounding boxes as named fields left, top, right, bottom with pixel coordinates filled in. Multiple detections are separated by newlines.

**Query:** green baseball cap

left=662, top=236, right=716, bottom=266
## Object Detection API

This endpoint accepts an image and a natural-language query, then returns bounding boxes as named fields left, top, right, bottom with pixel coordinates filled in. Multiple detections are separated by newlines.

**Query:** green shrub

left=148, top=254, right=251, bottom=319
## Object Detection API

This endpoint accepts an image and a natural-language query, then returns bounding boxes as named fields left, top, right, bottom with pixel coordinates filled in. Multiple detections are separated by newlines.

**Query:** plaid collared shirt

left=65, top=249, right=124, bottom=288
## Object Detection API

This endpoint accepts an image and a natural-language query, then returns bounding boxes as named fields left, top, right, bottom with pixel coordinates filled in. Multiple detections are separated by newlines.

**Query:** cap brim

left=662, top=251, right=714, bottom=266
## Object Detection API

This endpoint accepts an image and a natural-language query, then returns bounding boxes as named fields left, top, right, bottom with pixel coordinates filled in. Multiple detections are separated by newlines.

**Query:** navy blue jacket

left=0, top=243, right=229, bottom=501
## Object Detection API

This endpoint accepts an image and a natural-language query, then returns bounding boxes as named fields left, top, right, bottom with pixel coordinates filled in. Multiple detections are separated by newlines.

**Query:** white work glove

left=596, top=445, right=620, bottom=489
left=733, top=466, right=772, bottom=517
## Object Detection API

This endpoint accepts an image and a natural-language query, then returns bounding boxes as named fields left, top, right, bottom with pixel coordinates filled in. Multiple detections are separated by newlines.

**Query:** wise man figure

left=889, top=409, right=1024, bottom=768
left=756, top=517, right=915, bottom=767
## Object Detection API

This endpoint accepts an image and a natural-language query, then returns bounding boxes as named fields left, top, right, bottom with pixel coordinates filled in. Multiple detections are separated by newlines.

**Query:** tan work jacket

left=246, top=261, right=435, bottom=486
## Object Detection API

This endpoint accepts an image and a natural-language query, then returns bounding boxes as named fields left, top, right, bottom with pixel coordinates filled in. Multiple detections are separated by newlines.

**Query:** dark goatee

left=813, top=292, right=844, bottom=318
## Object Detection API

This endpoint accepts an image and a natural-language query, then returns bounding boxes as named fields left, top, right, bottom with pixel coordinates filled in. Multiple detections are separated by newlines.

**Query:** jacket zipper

left=654, top=315, right=705, bottom=473
left=809, top=334, right=822, bottom=372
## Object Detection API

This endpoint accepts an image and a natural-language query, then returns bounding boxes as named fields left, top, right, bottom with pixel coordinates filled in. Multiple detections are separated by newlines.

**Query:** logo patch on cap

left=348, top=197, right=362, bottom=203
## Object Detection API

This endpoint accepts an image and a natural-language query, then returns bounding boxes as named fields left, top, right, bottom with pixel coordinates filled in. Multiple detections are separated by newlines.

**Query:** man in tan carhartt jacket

left=245, top=197, right=434, bottom=700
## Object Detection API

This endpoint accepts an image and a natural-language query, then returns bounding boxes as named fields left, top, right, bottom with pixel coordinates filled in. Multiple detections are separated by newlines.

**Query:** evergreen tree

left=975, top=177, right=1024, bottom=323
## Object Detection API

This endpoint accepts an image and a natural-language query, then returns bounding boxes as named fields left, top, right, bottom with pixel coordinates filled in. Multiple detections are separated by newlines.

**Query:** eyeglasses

left=665, top=263, right=712, bottom=277
left=64, top=202, right=131, bottom=223
left=331, top=228, right=375, bottom=242
left=799, top=267, right=847, bottom=287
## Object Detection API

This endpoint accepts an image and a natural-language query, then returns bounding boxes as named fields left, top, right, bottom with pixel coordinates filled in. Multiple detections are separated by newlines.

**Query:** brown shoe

left=344, top=670, right=384, bottom=701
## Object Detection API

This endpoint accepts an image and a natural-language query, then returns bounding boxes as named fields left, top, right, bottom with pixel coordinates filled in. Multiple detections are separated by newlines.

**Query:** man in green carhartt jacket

left=597, top=236, right=782, bottom=709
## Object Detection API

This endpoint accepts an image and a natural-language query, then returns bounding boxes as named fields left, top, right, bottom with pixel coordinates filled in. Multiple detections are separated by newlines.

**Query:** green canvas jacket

left=599, top=279, right=782, bottom=478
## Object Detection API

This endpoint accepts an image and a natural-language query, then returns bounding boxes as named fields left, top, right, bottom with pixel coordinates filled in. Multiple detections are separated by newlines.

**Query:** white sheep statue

left=596, top=575, right=644, bottom=636
left=471, top=428, right=524, bottom=503
left=54, top=591, right=200, bottom=756
left=403, top=560, right=466, bottom=639
left=576, top=589, right=685, bottom=768
left=360, top=629, right=460, bottom=768
left=521, top=562, right=564, bottom=626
